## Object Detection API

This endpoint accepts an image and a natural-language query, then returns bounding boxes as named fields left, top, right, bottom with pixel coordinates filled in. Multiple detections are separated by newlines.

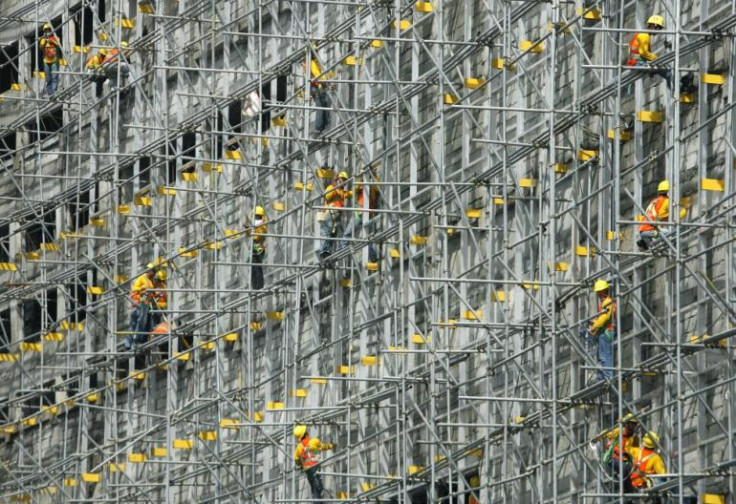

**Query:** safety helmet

left=156, top=270, right=167, bottom=281
left=642, top=431, right=659, bottom=449
left=307, top=437, right=321, bottom=452
left=647, top=15, right=665, bottom=28
left=254, top=205, right=265, bottom=217
left=620, top=412, right=639, bottom=424
left=121, top=41, right=129, bottom=48
left=469, top=476, right=480, bottom=487
left=146, top=262, right=155, bottom=270
left=338, top=171, right=348, bottom=180
left=657, top=180, right=669, bottom=193
left=293, top=425, right=307, bottom=439
left=593, top=279, right=609, bottom=292
left=43, top=23, right=52, bottom=31
left=99, top=48, right=108, bottom=56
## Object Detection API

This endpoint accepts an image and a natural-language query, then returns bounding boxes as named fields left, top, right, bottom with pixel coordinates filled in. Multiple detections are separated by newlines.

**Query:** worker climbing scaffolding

left=293, top=425, right=334, bottom=502
left=339, top=170, right=380, bottom=263
left=39, top=23, right=62, bottom=96
left=319, top=171, right=348, bottom=260
left=627, top=15, right=673, bottom=89
left=637, top=180, right=687, bottom=251
left=126, top=263, right=168, bottom=351
left=247, top=205, right=267, bottom=290
left=586, top=279, right=617, bottom=382
left=630, top=431, right=667, bottom=502
left=591, top=413, right=640, bottom=494
left=302, top=48, right=333, bottom=134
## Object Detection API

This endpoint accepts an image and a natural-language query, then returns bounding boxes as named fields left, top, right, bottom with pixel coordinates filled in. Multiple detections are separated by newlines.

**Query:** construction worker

left=125, top=263, right=156, bottom=351
left=39, top=23, right=62, bottom=96
left=592, top=413, right=640, bottom=493
left=293, top=425, right=334, bottom=501
left=85, top=48, right=109, bottom=96
left=340, top=173, right=379, bottom=263
left=468, top=475, right=480, bottom=504
left=100, top=42, right=131, bottom=91
left=302, top=49, right=331, bottom=133
left=588, top=279, right=616, bottom=381
left=151, top=269, right=168, bottom=325
left=637, top=180, right=686, bottom=251
left=246, top=206, right=267, bottom=289
left=627, top=15, right=672, bottom=89
left=630, top=431, right=667, bottom=500
left=319, top=171, right=348, bottom=259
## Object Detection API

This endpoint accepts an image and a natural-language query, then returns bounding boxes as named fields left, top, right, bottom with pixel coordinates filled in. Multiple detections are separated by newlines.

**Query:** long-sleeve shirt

left=639, top=195, right=669, bottom=232
left=131, top=274, right=154, bottom=305
left=628, top=32, right=657, bottom=64
left=591, top=296, right=616, bottom=333
left=40, top=36, right=61, bottom=64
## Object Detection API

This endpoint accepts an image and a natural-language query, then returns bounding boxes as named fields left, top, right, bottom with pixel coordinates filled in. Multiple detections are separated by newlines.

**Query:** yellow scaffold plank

left=116, top=204, right=131, bottom=214
left=178, top=247, right=198, bottom=258
left=310, top=378, right=327, bottom=384
left=343, top=55, right=363, bottom=66
left=0, top=262, right=17, bottom=271
left=294, top=182, right=314, bottom=191
left=19, top=342, right=42, bottom=352
left=360, top=355, right=380, bottom=366
left=491, top=291, right=506, bottom=302
left=173, top=439, right=194, bottom=449
left=636, top=110, right=664, bottom=123
left=108, top=462, right=125, bottom=472
left=391, top=19, right=411, bottom=30
left=219, top=419, right=240, bottom=429
left=608, top=129, right=631, bottom=141
left=114, top=18, right=135, bottom=28
left=576, top=6, right=601, bottom=20
left=520, top=40, right=544, bottom=53
left=370, top=40, right=383, bottom=48
left=464, top=77, right=485, bottom=89
left=681, top=93, right=696, bottom=103
left=223, top=332, right=238, bottom=342
left=701, top=178, right=725, bottom=192
left=578, top=149, right=597, bottom=161
left=0, top=353, right=20, bottom=362
left=267, top=311, right=284, bottom=320
left=90, top=217, right=106, bottom=227
left=337, top=365, right=355, bottom=375
left=366, top=262, right=379, bottom=271
left=128, top=453, right=146, bottom=463
left=408, top=465, right=424, bottom=475
left=224, top=149, right=243, bottom=160
left=462, top=309, right=483, bottom=320
left=290, top=388, right=308, bottom=397
left=316, top=168, right=334, bottom=179
left=198, top=431, right=217, bottom=441
left=266, top=401, right=284, bottom=411
left=411, top=235, right=428, bottom=245
left=575, top=245, right=595, bottom=257
left=703, top=494, right=726, bottom=504
left=519, top=178, right=537, bottom=188
left=443, top=94, right=458, bottom=105
left=81, top=473, right=101, bottom=483
left=412, top=333, right=431, bottom=344
left=157, top=185, right=176, bottom=196
left=701, top=73, right=725, bottom=85
left=202, top=163, right=223, bottom=173
left=64, top=478, right=77, bottom=487
left=465, top=208, right=482, bottom=219
left=86, top=286, right=104, bottom=295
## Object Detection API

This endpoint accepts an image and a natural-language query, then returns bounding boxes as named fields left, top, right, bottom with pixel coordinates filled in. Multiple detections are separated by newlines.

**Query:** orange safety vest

left=639, top=195, right=668, bottom=232
left=630, top=449, right=656, bottom=488
left=598, top=297, right=616, bottom=331
left=42, top=36, right=60, bottom=64
left=152, top=322, right=170, bottom=335
left=325, top=184, right=345, bottom=209
left=153, top=280, right=167, bottom=309
left=356, top=185, right=379, bottom=214
left=296, top=436, right=319, bottom=468
left=131, top=274, right=154, bottom=305
left=607, top=433, right=629, bottom=461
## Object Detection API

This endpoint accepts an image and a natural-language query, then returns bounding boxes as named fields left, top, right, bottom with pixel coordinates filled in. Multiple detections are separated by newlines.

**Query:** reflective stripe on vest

left=630, top=450, right=656, bottom=487
left=639, top=196, right=666, bottom=232
left=299, top=437, right=318, bottom=468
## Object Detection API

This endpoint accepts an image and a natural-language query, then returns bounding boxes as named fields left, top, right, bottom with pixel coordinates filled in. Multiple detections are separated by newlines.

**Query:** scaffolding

left=0, top=0, right=735, bottom=500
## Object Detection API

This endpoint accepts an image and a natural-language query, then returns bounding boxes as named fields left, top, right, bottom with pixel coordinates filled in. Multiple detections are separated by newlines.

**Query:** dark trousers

left=251, top=252, right=264, bottom=290
left=126, top=303, right=151, bottom=350
left=304, top=466, right=324, bottom=501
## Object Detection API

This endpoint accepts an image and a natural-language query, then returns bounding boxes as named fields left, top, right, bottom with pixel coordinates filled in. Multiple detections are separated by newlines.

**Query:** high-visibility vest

left=153, top=280, right=167, bottom=309
left=131, top=274, right=154, bottom=305
left=325, top=184, right=345, bottom=209
left=249, top=218, right=267, bottom=244
left=627, top=32, right=654, bottom=65
left=598, top=297, right=616, bottom=331
left=294, top=436, right=319, bottom=468
left=86, top=53, right=105, bottom=70
left=639, top=195, right=668, bottom=232
left=41, top=36, right=60, bottom=64
left=152, top=322, right=170, bottom=335
left=356, top=185, right=379, bottom=215
left=630, top=449, right=657, bottom=488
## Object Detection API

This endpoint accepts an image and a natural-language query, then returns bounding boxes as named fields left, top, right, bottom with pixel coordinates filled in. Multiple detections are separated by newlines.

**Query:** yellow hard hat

left=642, top=431, right=659, bottom=448
left=338, top=171, right=348, bottom=180
left=658, top=180, right=669, bottom=192
left=293, top=425, right=307, bottom=439
left=593, top=279, right=609, bottom=292
left=146, top=262, right=155, bottom=269
left=254, top=205, right=265, bottom=216
left=307, top=437, right=321, bottom=452
left=647, top=15, right=664, bottom=28
left=469, top=476, right=480, bottom=487
left=99, top=48, right=108, bottom=56
left=621, top=412, right=639, bottom=424
left=121, top=41, right=129, bottom=47
left=156, top=270, right=167, bottom=281
left=43, top=23, right=52, bottom=30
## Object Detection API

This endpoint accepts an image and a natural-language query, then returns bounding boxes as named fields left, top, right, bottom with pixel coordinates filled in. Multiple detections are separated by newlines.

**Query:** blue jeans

left=320, top=211, right=341, bottom=256
left=597, top=329, right=614, bottom=380
left=313, top=87, right=330, bottom=132
left=125, top=304, right=151, bottom=350
left=44, top=61, right=59, bottom=95
left=340, top=215, right=377, bottom=262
